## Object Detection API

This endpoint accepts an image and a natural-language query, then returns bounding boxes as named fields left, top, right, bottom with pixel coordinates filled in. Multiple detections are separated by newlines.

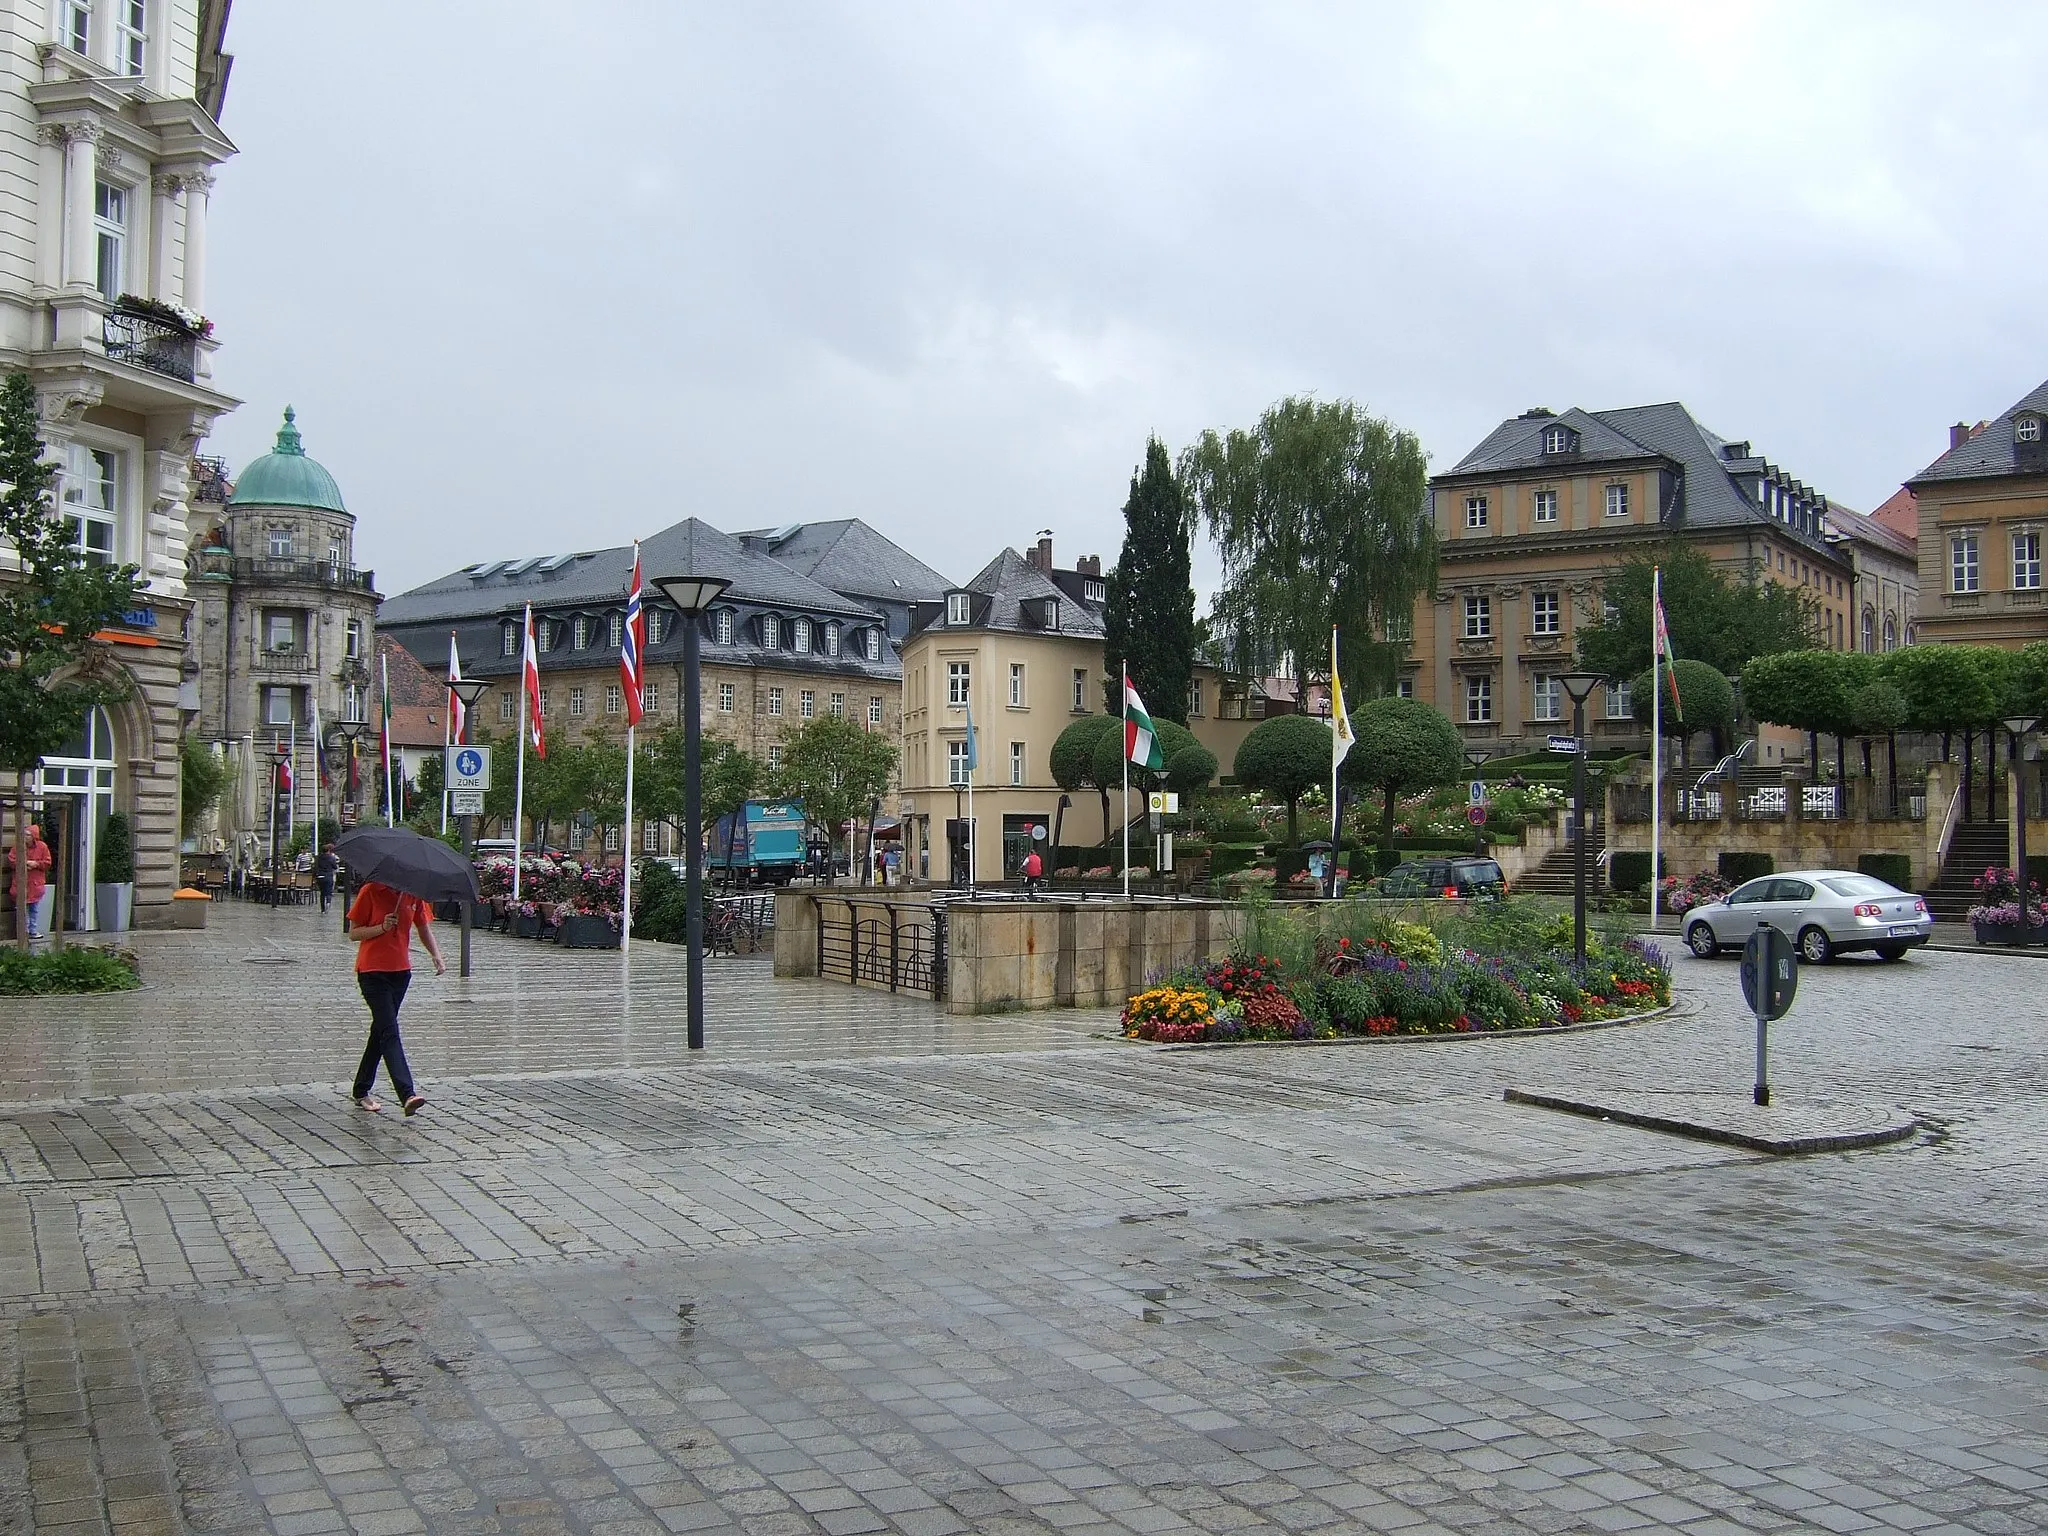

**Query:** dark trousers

left=353, top=970, right=415, bottom=1101
left=318, top=875, right=335, bottom=913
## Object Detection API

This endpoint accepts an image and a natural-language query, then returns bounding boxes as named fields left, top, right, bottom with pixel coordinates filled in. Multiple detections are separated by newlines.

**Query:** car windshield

left=1821, top=875, right=1898, bottom=898
left=1458, top=862, right=1504, bottom=885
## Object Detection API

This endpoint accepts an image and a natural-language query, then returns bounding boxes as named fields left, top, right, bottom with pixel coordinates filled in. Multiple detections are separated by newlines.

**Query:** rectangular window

left=642, top=681, right=659, bottom=714
left=500, top=692, right=516, bottom=722
left=1531, top=591, right=1561, bottom=635
left=864, top=627, right=881, bottom=662
left=947, top=661, right=971, bottom=707
left=61, top=443, right=116, bottom=563
left=1188, top=678, right=1203, bottom=717
left=608, top=612, right=624, bottom=647
left=568, top=687, right=586, bottom=718
left=642, top=822, right=660, bottom=853
left=1464, top=675, right=1492, bottom=723
left=537, top=689, right=549, bottom=718
left=719, top=682, right=735, bottom=713
left=1532, top=489, right=1558, bottom=523
left=1463, top=595, right=1492, bottom=638
left=829, top=691, right=844, bottom=718
left=265, top=612, right=296, bottom=652
left=1073, top=668, right=1088, bottom=711
left=767, top=687, right=783, bottom=716
left=572, top=616, right=589, bottom=650
left=826, top=624, right=840, bottom=658
left=948, top=740, right=970, bottom=785
left=868, top=695, right=883, bottom=727
left=1532, top=674, right=1561, bottom=722
left=1396, top=677, right=1414, bottom=699
left=2016, top=532, right=2042, bottom=591
left=1605, top=483, right=1629, bottom=518
left=93, top=182, right=126, bottom=303
left=761, top=614, right=779, bottom=650
left=267, top=526, right=292, bottom=559
left=948, top=593, right=972, bottom=625
left=115, top=0, right=146, bottom=75
left=1606, top=679, right=1633, bottom=719
left=1465, top=495, right=1488, bottom=529
left=605, top=683, right=622, bottom=714
left=345, top=618, right=363, bottom=659
left=263, top=687, right=295, bottom=727
left=1384, top=611, right=1412, bottom=643
left=1952, top=532, right=1980, bottom=593
left=767, top=745, right=782, bottom=770
left=502, top=621, right=517, bottom=657
left=603, top=826, right=620, bottom=853
left=715, top=609, right=734, bottom=645
left=799, top=689, right=815, bottom=719
left=1008, top=662, right=1024, bottom=707
left=62, top=1, right=89, bottom=53
left=793, top=617, right=812, bottom=653
left=341, top=682, right=363, bottom=722
left=1010, top=742, right=1025, bottom=785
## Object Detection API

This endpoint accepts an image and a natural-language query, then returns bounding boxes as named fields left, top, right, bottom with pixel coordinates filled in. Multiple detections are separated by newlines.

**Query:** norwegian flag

left=522, top=602, right=547, bottom=759
left=621, top=541, right=647, bottom=727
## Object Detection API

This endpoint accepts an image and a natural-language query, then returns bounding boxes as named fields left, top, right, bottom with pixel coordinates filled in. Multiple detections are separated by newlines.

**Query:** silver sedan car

left=1682, top=868, right=1932, bottom=964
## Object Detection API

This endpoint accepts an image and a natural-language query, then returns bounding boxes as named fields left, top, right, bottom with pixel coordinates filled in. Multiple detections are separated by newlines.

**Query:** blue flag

left=963, top=699, right=979, bottom=772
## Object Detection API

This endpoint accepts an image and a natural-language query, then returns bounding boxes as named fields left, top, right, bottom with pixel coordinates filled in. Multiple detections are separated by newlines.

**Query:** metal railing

left=233, top=557, right=377, bottom=592
left=102, top=306, right=197, bottom=382
left=815, top=896, right=945, bottom=997
left=252, top=649, right=317, bottom=674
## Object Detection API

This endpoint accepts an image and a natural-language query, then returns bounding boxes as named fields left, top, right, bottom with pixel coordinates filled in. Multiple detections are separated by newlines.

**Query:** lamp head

left=2004, top=715, right=2041, bottom=739
left=448, top=678, right=491, bottom=710
left=652, top=574, right=732, bottom=616
left=1559, top=671, right=1606, bottom=704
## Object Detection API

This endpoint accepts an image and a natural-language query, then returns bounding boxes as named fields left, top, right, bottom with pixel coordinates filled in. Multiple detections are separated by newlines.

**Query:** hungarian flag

left=620, top=541, right=646, bottom=727
left=522, top=602, right=547, bottom=759
left=1653, top=569, right=1683, bottom=713
left=1123, top=672, right=1163, bottom=770
left=447, top=631, right=467, bottom=745
left=1330, top=627, right=1353, bottom=769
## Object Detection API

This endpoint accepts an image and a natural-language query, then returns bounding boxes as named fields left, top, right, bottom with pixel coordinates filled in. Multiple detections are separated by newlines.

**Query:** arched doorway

left=37, top=705, right=118, bottom=931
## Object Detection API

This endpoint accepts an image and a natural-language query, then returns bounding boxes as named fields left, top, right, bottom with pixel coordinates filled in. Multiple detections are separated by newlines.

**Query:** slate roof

left=731, top=519, right=953, bottom=603
left=908, top=548, right=1108, bottom=640
left=1824, top=504, right=1916, bottom=563
left=1908, top=378, right=2048, bottom=484
left=1441, top=407, right=1662, bottom=477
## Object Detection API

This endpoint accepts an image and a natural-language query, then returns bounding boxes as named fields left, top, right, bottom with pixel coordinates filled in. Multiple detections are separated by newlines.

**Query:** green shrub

left=1719, top=851, right=1774, bottom=884
left=1274, top=849, right=1310, bottom=883
left=1607, top=851, right=1666, bottom=892
left=0, top=947, right=140, bottom=995
left=630, top=858, right=689, bottom=943
left=94, top=813, right=134, bottom=883
left=1856, top=852, right=1913, bottom=890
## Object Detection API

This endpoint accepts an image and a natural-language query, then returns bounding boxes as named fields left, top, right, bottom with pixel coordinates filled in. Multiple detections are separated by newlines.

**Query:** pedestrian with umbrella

left=333, top=827, right=475, bottom=1115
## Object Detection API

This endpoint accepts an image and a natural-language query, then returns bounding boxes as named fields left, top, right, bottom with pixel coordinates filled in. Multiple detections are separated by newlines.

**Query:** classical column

left=180, top=170, right=213, bottom=317
left=62, top=121, right=103, bottom=292
left=150, top=173, right=182, bottom=301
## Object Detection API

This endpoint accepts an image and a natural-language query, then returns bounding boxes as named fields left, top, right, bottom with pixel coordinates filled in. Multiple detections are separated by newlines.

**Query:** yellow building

left=1418, top=403, right=1857, bottom=765
left=1908, top=378, right=2048, bottom=650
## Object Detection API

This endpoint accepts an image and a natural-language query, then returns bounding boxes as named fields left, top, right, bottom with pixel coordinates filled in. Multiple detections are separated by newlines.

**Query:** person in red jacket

left=7, top=823, right=51, bottom=939
left=345, top=880, right=444, bottom=1114
left=1020, top=847, right=1043, bottom=897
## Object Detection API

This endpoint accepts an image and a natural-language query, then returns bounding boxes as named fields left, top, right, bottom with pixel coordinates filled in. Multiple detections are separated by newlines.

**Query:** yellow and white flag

left=1330, top=627, right=1353, bottom=768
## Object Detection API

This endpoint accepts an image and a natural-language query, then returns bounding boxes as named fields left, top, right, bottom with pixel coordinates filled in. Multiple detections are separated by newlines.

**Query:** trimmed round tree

left=1627, top=658, right=1735, bottom=765
left=1051, top=715, right=1119, bottom=843
left=1091, top=718, right=1200, bottom=846
left=1165, top=743, right=1218, bottom=794
left=1232, top=713, right=1333, bottom=844
left=1341, top=696, right=1463, bottom=842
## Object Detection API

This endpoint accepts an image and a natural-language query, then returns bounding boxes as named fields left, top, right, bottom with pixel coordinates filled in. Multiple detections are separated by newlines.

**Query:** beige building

left=1824, top=503, right=1917, bottom=656
left=1907, top=378, right=2048, bottom=650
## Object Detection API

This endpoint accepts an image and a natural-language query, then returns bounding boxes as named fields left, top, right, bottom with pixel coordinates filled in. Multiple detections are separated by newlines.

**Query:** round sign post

left=1739, top=921, right=1799, bottom=1105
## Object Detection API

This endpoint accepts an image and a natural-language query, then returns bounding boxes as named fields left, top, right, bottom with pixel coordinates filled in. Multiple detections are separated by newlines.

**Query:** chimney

left=1077, top=554, right=1101, bottom=577
left=1951, top=422, right=1971, bottom=450
left=1036, top=533, right=1053, bottom=572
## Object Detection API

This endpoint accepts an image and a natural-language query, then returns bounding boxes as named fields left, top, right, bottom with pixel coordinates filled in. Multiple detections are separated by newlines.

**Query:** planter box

left=513, top=912, right=544, bottom=938
left=94, top=881, right=133, bottom=932
left=1971, top=920, right=2048, bottom=946
left=557, top=914, right=619, bottom=949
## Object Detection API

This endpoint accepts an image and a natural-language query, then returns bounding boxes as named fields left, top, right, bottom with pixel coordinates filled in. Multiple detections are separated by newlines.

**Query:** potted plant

left=1967, top=865, right=2048, bottom=945
left=94, top=812, right=135, bottom=932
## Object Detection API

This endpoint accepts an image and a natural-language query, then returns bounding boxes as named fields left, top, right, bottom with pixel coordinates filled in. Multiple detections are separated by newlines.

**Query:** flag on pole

left=1653, top=577, right=1683, bottom=712
left=447, top=631, right=468, bottom=745
left=962, top=698, right=979, bottom=772
left=1329, top=628, right=1353, bottom=769
left=1124, top=674, right=1163, bottom=769
left=278, top=750, right=293, bottom=795
left=378, top=667, right=391, bottom=767
left=621, top=542, right=647, bottom=726
left=522, top=603, right=547, bottom=759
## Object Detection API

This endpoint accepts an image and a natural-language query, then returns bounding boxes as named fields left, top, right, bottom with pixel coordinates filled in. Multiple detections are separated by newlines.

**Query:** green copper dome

left=227, top=407, right=347, bottom=512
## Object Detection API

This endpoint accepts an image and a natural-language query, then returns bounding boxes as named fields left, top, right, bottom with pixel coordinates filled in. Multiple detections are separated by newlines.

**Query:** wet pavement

left=1, top=903, right=2044, bottom=1534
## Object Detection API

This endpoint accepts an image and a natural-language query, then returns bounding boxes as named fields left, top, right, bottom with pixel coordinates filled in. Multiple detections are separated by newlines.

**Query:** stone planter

left=1971, top=919, right=2048, bottom=946
left=513, top=911, right=544, bottom=939
left=557, top=914, right=619, bottom=949
left=94, top=881, right=133, bottom=933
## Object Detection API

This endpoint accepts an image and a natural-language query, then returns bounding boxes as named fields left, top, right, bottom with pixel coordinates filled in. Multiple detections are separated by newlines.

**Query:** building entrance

left=35, top=705, right=118, bottom=931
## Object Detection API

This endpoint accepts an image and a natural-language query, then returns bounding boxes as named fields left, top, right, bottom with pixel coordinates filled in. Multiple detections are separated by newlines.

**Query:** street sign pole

left=1740, top=921, right=1799, bottom=1106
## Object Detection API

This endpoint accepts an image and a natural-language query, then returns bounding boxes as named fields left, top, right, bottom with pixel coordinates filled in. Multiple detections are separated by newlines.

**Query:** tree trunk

left=1381, top=785, right=1398, bottom=844
left=1860, top=737, right=1873, bottom=787
left=1963, top=730, right=1973, bottom=822
left=1888, top=732, right=1899, bottom=816
left=1836, top=733, right=1847, bottom=788
left=12, top=771, right=27, bottom=952
left=1285, top=795, right=1299, bottom=845
left=1099, top=789, right=1111, bottom=846
left=1807, top=730, right=1819, bottom=774
left=1941, top=730, right=1952, bottom=762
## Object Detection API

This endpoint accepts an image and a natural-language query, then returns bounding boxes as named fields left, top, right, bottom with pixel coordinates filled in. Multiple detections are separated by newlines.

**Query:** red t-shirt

left=1022, top=853, right=1042, bottom=878
left=349, top=884, right=429, bottom=973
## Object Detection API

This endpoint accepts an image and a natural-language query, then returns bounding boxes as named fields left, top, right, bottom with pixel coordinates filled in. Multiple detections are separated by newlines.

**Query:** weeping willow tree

left=1181, top=396, right=1436, bottom=702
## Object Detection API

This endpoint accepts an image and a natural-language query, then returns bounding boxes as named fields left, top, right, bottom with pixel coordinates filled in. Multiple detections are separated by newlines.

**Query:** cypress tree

left=1102, top=438, right=1196, bottom=724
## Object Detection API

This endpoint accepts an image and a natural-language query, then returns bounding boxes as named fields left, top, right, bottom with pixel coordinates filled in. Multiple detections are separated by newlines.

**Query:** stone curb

left=1502, top=1087, right=1920, bottom=1155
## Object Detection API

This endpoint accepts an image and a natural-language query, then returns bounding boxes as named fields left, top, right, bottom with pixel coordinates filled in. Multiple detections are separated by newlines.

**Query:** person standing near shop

left=345, top=879, right=444, bottom=1114
left=6, top=822, right=51, bottom=939
left=314, top=847, right=340, bottom=913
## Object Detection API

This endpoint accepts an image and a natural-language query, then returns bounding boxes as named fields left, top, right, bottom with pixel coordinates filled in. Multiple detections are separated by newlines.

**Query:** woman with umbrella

left=336, top=827, right=472, bottom=1115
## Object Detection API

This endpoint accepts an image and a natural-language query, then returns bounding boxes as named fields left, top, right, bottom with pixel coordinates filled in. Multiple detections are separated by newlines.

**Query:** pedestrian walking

left=1020, top=847, right=1043, bottom=897
left=315, top=847, right=340, bottom=913
left=346, top=878, right=444, bottom=1114
left=6, top=822, right=52, bottom=939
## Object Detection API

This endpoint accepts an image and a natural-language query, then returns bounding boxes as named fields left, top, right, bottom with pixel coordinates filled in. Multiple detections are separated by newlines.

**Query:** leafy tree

left=1740, top=650, right=1878, bottom=782
left=1576, top=542, right=1817, bottom=682
left=415, top=749, right=444, bottom=806
left=1102, top=438, right=1197, bottom=725
left=1877, top=645, right=2000, bottom=758
left=1341, top=696, right=1463, bottom=841
left=1232, top=713, right=1335, bottom=843
left=1089, top=717, right=1199, bottom=808
left=1165, top=743, right=1218, bottom=795
left=768, top=715, right=896, bottom=884
left=180, top=736, right=230, bottom=835
left=0, top=373, right=144, bottom=946
left=1627, top=659, right=1735, bottom=765
left=1051, top=715, right=1119, bottom=842
left=1852, top=677, right=1908, bottom=806
left=636, top=726, right=763, bottom=864
left=1183, top=396, right=1435, bottom=702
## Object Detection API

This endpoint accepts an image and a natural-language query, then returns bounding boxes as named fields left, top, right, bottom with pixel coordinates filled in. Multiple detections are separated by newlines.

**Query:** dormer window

left=1043, top=599, right=1059, bottom=630
left=793, top=617, right=812, bottom=653
left=1541, top=425, right=1577, bottom=455
left=947, top=592, right=971, bottom=625
left=572, top=615, right=590, bottom=650
left=762, top=614, right=780, bottom=650
left=824, top=622, right=840, bottom=657
left=864, top=627, right=881, bottom=662
left=502, top=620, right=517, bottom=657
left=715, top=608, right=734, bottom=645
left=2019, top=415, right=2043, bottom=444
left=1084, top=579, right=1106, bottom=603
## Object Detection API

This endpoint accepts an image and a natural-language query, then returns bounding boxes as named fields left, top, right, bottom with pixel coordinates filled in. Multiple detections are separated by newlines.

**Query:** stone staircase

left=1924, top=821, right=2010, bottom=921
left=1513, top=816, right=1605, bottom=896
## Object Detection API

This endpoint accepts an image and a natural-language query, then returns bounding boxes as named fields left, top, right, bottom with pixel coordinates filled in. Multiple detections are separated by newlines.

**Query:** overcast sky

left=205, top=2, right=2048, bottom=601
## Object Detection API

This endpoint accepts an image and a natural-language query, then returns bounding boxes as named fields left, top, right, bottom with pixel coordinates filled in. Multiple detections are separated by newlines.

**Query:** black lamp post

left=447, top=678, right=493, bottom=977
left=1559, top=672, right=1607, bottom=964
left=269, top=742, right=291, bottom=907
left=335, top=721, right=366, bottom=931
left=2005, top=714, right=2040, bottom=940
left=653, top=574, right=732, bottom=1050
left=1464, top=747, right=1491, bottom=856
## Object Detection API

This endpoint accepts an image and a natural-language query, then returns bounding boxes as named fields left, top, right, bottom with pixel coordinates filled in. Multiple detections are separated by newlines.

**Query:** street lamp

left=270, top=742, right=290, bottom=906
left=335, top=721, right=367, bottom=932
left=1464, top=747, right=1491, bottom=857
left=2005, top=714, right=2041, bottom=940
left=447, top=677, right=492, bottom=978
left=652, top=573, right=732, bottom=1050
left=1559, top=672, right=1607, bottom=964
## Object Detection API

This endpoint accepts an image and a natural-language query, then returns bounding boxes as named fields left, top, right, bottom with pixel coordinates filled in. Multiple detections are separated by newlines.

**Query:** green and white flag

left=1123, top=671, right=1163, bottom=770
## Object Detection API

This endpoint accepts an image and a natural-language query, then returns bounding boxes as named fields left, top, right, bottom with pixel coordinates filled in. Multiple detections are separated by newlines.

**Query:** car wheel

left=1686, top=923, right=1719, bottom=959
left=1875, top=943, right=1908, bottom=961
left=1799, top=926, right=1835, bottom=965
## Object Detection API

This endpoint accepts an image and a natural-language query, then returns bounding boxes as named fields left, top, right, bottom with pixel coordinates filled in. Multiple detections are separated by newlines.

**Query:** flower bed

left=1120, top=900, right=1671, bottom=1044
left=476, top=854, right=624, bottom=937
left=1967, top=867, right=2046, bottom=944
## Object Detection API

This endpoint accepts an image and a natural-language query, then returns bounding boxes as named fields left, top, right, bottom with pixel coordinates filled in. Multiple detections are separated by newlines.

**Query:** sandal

left=354, top=1096, right=383, bottom=1113
left=402, top=1095, right=427, bottom=1117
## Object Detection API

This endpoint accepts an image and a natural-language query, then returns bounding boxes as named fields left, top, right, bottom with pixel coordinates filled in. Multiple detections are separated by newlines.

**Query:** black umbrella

left=1300, top=839, right=1335, bottom=851
left=332, top=827, right=480, bottom=902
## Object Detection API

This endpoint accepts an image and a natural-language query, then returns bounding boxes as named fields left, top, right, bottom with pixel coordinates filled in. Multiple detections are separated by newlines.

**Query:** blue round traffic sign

left=454, top=747, right=484, bottom=778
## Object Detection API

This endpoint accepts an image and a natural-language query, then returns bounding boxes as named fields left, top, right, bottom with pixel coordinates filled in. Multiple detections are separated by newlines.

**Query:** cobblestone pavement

left=1, top=904, right=2044, bottom=1534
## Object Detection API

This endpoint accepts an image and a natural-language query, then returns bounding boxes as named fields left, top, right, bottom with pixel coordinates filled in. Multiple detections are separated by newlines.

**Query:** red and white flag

left=1652, top=571, right=1683, bottom=712
left=447, top=630, right=468, bottom=745
left=522, top=602, right=547, bottom=759
left=620, top=542, right=647, bottom=727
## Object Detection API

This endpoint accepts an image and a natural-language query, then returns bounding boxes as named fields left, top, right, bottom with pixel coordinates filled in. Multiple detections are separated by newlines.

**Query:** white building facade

left=1, top=0, right=237, bottom=926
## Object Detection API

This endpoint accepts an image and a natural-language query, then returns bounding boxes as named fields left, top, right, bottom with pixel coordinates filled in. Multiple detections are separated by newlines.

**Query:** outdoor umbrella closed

left=331, top=827, right=480, bottom=903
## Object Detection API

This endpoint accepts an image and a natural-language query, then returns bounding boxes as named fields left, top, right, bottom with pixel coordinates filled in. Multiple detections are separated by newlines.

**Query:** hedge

left=1608, top=851, right=1666, bottom=892
left=0, top=947, right=139, bottom=995
left=1855, top=853, right=1913, bottom=890
left=1718, top=851, right=1775, bottom=884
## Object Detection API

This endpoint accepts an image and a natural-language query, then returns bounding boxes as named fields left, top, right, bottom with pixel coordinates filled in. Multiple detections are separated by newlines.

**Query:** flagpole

left=1651, top=566, right=1663, bottom=931
left=1331, top=630, right=1341, bottom=901
left=381, top=653, right=394, bottom=827
left=513, top=611, right=529, bottom=905
left=288, top=717, right=298, bottom=850
left=310, top=696, right=321, bottom=862
left=622, top=723, right=636, bottom=957
left=440, top=680, right=451, bottom=836
left=1121, top=666, right=1131, bottom=900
